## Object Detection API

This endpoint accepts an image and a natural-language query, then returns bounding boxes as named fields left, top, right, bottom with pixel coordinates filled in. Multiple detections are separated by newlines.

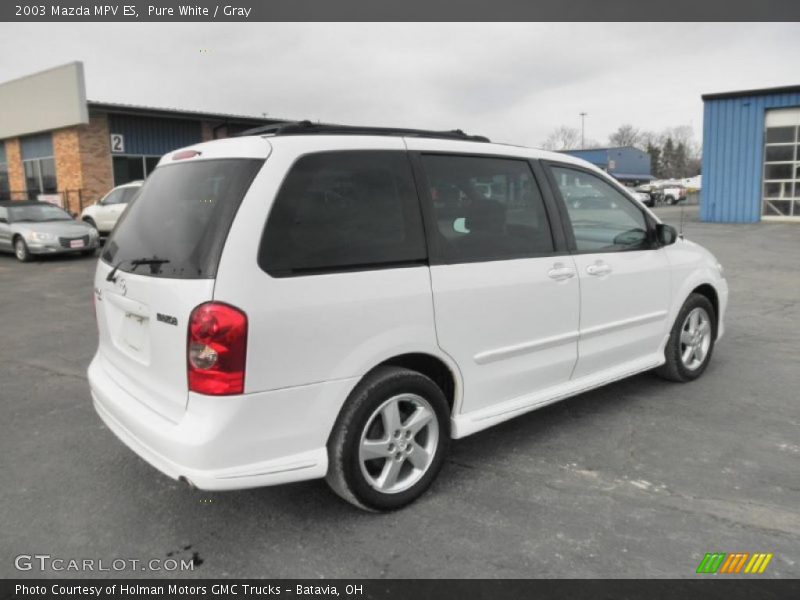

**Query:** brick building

left=0, top=62, right=281, bottom=214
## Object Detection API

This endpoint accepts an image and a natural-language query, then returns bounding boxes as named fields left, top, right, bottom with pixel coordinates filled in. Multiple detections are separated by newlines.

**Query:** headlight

left=28, top=231, right=56, bottom=242
left=87, top=227, right=99, bottom=237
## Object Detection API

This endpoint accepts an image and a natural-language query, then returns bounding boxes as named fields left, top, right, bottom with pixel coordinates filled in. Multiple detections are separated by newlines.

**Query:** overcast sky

left=1, top=23, right=799, bottom=147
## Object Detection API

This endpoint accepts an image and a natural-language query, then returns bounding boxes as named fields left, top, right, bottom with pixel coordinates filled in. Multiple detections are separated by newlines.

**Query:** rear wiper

left=106, top=257, right=171, bottom=282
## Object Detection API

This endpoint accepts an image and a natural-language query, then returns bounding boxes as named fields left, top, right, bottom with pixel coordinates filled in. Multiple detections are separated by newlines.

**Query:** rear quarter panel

left=212, top=136, right=446, bottom=397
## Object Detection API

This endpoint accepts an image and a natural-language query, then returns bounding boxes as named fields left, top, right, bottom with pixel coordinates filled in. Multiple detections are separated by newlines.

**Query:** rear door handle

left=548, top=263, right=576, bottom=281
left=586, top=263, right=612, bottom=276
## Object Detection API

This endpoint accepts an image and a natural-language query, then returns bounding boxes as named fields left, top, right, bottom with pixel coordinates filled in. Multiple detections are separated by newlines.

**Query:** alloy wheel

left=680, top=307, right=712, bottom=370
left=358, top=393, right=439, bottom=494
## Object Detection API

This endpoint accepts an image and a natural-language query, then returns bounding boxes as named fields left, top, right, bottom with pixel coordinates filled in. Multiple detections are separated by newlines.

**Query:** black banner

left=1, top=0, right=800, bottom=22
left=4, top=580, right=800, bottom=600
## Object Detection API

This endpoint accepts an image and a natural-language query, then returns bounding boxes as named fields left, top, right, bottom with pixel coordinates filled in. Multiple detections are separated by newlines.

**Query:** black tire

left=326, top=366, right=450, bottom=511
left=665, top=196, right=675, bottom=205
left=656, top=293, right=716, bottom=383
left=14, top=237, right=31, bottom=262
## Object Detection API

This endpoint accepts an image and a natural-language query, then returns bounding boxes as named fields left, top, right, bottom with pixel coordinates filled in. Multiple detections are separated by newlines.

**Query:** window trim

left=541, top=160, right=660, bottom=255
left=257, top=149, right=430, bottom=278
left=409, top=151, right=567, bottom=266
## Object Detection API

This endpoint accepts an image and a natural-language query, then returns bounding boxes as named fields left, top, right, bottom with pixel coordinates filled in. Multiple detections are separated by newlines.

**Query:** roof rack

left=236, top=120, right=490, bottom=143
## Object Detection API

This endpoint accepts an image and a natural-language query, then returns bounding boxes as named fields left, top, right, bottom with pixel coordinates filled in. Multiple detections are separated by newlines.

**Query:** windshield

left=9, top=204, right=72, bottom=223
left=101, top=158, right=263, bottom=279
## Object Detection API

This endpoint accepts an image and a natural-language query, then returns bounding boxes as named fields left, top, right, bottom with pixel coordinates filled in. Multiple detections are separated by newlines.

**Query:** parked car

left=0, top=201, right=99, bottom=262
left=80, top=181, right=143, bottom=235
left=629, top=189, right=653, bottom=207
left=656, top=183, right=688, bottom=205
left=88, top=123, right=728, bottom=511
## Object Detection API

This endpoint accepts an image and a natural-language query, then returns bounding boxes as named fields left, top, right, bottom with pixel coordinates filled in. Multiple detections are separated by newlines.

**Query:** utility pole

left=579, top=112, right=587, bottom=149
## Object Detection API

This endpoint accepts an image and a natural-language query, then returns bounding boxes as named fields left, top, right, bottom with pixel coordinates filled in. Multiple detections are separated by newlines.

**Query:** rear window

left=259, top=151, right=427, bottom=276
left=102, top=158, right=262, bottom=279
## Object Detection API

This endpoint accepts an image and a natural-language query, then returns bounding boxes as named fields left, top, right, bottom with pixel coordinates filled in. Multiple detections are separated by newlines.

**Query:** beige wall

left=0, top=62, right=88, bottom=139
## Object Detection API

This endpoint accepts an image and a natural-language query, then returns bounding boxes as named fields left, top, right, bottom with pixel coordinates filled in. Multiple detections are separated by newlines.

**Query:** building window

left=23, top=158, right=57, bottom=199
left=20, top=133, right=57, bottom=200
left=763, top=109, right=800, bottom=218
left=0, top=142, right=9, bottom=201
left=113, top=155, right=160, bottom=185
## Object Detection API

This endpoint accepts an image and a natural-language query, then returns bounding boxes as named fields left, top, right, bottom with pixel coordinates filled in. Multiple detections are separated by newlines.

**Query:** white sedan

left=80, top=181, right=142, bottom=235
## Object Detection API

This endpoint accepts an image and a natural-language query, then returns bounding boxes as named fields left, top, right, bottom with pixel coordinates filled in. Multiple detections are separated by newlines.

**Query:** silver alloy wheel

left=680, top=307, right=712, bottom=370
left=15, top=239, right=26, bottom=260
left=358, top=393, right=439, bottom=494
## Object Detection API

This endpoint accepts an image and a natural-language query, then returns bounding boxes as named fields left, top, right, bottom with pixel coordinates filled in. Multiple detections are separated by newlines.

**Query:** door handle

left=586, top=263, right=612, bottom=276
left=548, top=263, right=576, bottom=281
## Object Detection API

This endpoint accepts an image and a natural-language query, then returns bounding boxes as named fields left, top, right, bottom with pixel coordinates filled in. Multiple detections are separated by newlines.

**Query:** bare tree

left=541, top=126, right=582, bottom=151
left=665, top=125, right=701, bottom=162
left=608, top=124, right=642, bottom=148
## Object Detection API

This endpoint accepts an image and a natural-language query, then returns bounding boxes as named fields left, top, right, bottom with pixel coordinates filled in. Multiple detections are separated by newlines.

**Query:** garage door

left=763, top=108, right=800, bottom=219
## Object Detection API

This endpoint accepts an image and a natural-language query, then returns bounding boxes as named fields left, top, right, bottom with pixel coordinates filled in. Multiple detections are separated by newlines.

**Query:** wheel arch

left=365, top=352, right=460, bottom=416
left=690, top=283, right=720, bottom=339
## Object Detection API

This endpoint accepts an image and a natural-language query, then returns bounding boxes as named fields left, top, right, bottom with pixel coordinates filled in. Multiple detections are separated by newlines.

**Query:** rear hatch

left=94, top=147, right=265, bottom=422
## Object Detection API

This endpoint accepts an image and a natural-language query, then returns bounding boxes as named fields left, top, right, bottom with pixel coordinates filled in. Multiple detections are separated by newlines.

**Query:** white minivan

left=88, top=123, right=728, bottom=511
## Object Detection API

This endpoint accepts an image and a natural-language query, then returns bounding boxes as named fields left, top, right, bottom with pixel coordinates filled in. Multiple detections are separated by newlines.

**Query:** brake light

left=188, top=302, right=247, bottom=395
left=172, top=149, right=201, bottom=160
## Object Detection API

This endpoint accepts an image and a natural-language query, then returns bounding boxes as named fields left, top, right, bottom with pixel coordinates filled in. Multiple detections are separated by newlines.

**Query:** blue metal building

left=701, top=85, right=800, bottom=222
left=560, top=146, right=653, bottom=185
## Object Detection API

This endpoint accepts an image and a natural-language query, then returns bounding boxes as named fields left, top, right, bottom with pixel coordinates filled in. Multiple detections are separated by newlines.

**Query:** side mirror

left=656, top=223, right=678, bottom=246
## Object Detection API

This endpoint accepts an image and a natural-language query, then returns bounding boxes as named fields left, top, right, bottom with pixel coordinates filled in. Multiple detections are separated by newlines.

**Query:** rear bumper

left=88, top=353, right=356, bottom=490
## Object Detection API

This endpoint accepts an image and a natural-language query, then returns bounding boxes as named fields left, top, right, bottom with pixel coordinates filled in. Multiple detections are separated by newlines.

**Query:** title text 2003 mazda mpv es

left=88, top=123, right=727, bottom=511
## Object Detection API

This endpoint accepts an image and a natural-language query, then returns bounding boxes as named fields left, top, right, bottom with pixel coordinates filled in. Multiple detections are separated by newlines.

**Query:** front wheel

left=326, top=366, right=450, bottom=511
left=656, top=293, right=716, bottom=382
left=14, top=237, right=31, bottom=262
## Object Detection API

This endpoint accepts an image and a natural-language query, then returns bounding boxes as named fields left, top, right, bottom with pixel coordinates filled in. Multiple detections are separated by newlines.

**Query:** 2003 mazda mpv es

left=89, top=122, right=727, bottom=510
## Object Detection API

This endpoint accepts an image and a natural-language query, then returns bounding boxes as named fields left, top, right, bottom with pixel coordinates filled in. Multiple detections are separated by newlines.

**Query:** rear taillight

left=188, top=302, right=247, bottom=396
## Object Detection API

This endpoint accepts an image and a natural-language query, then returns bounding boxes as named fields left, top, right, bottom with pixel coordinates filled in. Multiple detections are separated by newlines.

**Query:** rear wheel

left=14, top=237, right=31, bottom=262
left=326, top=366, right=450, bottom=511
left=656, top=293, right=716, bottom=382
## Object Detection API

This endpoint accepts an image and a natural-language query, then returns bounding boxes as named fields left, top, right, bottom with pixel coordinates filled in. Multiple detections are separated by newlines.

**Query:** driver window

left=550, top=165, right=649, bottom=252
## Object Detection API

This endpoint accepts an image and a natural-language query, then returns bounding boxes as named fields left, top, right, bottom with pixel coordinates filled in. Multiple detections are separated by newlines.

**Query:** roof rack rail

left=236, top=120, right=490, bottom=143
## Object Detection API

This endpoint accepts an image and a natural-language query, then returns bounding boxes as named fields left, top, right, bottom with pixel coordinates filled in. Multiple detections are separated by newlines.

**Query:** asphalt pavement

left=1, top=205, right=798, bottom=578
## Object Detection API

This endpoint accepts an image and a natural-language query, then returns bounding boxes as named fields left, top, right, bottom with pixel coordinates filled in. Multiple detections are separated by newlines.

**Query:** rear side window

left=119, top=187, right=141, bottom=204
left=102, top=188, right=126, bottom=205
left=102, top=158, right=263, bottom=279
left=419, top=154, right=554, bottom=263
left=259, top=151, right=427, bottom=276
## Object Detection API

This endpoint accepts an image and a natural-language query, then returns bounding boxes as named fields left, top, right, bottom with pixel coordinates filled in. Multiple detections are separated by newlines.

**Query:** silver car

left=0, top=201, right=100, bottom=262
